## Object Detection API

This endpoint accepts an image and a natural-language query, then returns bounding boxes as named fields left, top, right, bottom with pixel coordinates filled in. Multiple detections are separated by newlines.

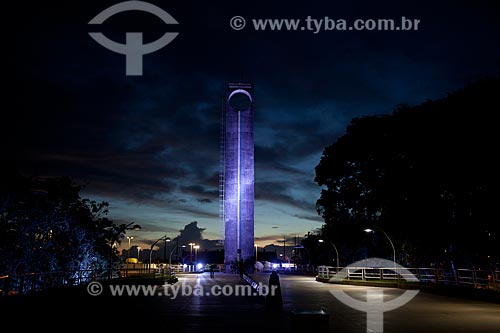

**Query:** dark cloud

left=197, top=199, right=213, bottom=204
left=292, top=214, right=323, bottom=223
left=4, top=0, right=500, bottom=244
left=180, top=185, right=218, bottom=198
left=255, top=181, right=316, bottom=213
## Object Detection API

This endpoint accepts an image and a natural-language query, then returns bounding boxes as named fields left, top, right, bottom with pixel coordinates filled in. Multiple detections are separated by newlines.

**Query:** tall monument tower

left=221, top=82, right=254, bottom=268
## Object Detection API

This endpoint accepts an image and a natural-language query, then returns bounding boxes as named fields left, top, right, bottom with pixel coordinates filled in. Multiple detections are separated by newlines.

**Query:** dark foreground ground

left=2, top=272, right=500, bottom=332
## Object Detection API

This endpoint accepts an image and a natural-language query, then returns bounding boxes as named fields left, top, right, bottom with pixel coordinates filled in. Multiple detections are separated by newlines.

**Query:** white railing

left=317, top=266, right=500, bottom=291
left=294, top=264, right=317, bottom=273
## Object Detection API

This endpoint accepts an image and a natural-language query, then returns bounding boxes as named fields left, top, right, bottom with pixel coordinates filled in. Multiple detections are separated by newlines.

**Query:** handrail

left=3, top=265, right=498, bottom=296
left=0, top=269, right=103, bottom=296
left=316, top=265, right=500, bottom=291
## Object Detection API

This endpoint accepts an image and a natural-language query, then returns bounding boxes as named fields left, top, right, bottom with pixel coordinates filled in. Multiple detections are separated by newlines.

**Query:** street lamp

left=104, top=222, right=141, bottom=279
left=148, top=235, right=170, bottom=273
left=127, top=236, right=134, bottom=255
left=188, top=243, right=195, bottom=263
left=193, top=245, right=200, bottom=262
left=364, top=226, right=396, bottom=272
left=170, top=244, right=187, bottom=269
left=275, top=235, right=287, bottom=262
left=319, top=239, right=340, bottom=271
left=164, top=237, right=171, bottom=262
left=179, top=244, right=187, bottom=264
left=123, top=222, right=142, bottom=255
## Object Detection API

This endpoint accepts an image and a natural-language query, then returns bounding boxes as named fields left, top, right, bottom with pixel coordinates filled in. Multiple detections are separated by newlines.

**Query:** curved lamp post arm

left=365, top=226, right=396, bottom=272
left=319, top=239, right=340, bottom=272
left=168, top=246, right=178, bottom=272
left=149, top=235, right=170, bottom=273
left=328, top=240, right=340, bottom=269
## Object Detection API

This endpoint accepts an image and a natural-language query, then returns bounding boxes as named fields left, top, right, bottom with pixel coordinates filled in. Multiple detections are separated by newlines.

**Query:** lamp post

left=137, top=246, right=141, bottom=260
left=194, top=245, right=200, bottom=262
left=283, top=235, right=286, bottom=261
left=164, top=237, right=171, bottom=262
left=275, top=235, right=287, bottom=262
left=105, top=222, right=141, bottom=279
left=127, top=236, right=134, bottom=256
left=255, top=244, right=258, bottom=261
left=188, top=243, right=195, bottom=263
left=170, top=244, right=186, bottom=270
left=364, top=226, right=396, bottom=272
left=149, top=235, right=170, bottom=274
left=319, top=239, right=340, bottom=271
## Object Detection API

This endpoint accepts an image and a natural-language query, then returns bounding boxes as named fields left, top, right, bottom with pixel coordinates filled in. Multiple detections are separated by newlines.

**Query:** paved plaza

left=2, top=272, right=500, bottom=332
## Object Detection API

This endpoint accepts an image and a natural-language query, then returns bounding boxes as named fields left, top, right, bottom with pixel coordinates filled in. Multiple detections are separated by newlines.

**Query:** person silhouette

left=266, top=271, right=283, bottom=310
left=210, top=264, right=215, bottom=279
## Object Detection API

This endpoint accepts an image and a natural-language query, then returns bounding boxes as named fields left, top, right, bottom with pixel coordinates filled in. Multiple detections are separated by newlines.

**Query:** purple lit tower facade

left=222, top=83, right=254, bottom=267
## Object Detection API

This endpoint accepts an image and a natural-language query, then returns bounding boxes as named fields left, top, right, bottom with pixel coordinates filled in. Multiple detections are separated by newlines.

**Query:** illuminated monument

left=221, top=83, right=254, bottom=268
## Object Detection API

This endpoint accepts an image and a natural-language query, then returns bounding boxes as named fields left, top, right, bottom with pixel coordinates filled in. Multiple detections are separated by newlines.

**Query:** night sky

left=4, top=1, right=499, bottom=250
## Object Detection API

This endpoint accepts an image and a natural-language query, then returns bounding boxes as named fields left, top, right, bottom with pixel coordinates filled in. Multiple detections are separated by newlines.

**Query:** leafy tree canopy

left=315, top=76, right=499, bottom=269
left=0, top=169, right=125, bottom=276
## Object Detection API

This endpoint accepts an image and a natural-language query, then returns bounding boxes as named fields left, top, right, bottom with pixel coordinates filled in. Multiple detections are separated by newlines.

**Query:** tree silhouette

left=0, top=170, right=124, bottom=277
left=315, top=76, right=499, bottom=269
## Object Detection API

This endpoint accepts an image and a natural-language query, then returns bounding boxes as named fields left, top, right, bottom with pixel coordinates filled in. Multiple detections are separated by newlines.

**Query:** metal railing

left=317, top=266, right=500, bottom=291
left=294, top=264, right=317, bottom=273
left=0, top=270, right=101, bottom=296
left=1, top=262, right=225, bottom=296
left=120, top=263, right=220, bottom=278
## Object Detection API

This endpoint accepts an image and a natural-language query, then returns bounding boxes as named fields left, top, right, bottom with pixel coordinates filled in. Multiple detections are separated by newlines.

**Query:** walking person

left=210, top=264, right=215, bottom=279
left=266, top=271, right=283, bottom=311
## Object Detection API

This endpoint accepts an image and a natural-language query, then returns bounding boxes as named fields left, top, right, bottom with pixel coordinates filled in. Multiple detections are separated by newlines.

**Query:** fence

left=317, top=266, right=500, bottom=291
left=121, top=263, right=225, bottom=277
left=0, top=270, right=100, bottom=295
left=0, top=263, right=225, bottom=295
left=4, top=265, right=498, bottom=295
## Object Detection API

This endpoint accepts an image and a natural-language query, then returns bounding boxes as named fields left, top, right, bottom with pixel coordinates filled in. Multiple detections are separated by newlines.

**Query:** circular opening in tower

left=228, top=90, right=252, bottom=111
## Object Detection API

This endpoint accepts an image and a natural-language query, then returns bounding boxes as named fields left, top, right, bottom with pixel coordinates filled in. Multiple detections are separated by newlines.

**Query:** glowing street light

left=318, top=239, right=340, bottom=270
left=104, top=222, right=141, bottom=279
left=194, top=245, right=200, bottom=262
left=148, top=235, right=170, bottom=273
left=364, top=226, right=396, bottom=272
left=127, top=236, right=134, bottom=254
left=170, top=244, right=187, bottom=269
left=188, top=243, right=195, bottom=263
left=164, top=237, right=172, bottom=262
